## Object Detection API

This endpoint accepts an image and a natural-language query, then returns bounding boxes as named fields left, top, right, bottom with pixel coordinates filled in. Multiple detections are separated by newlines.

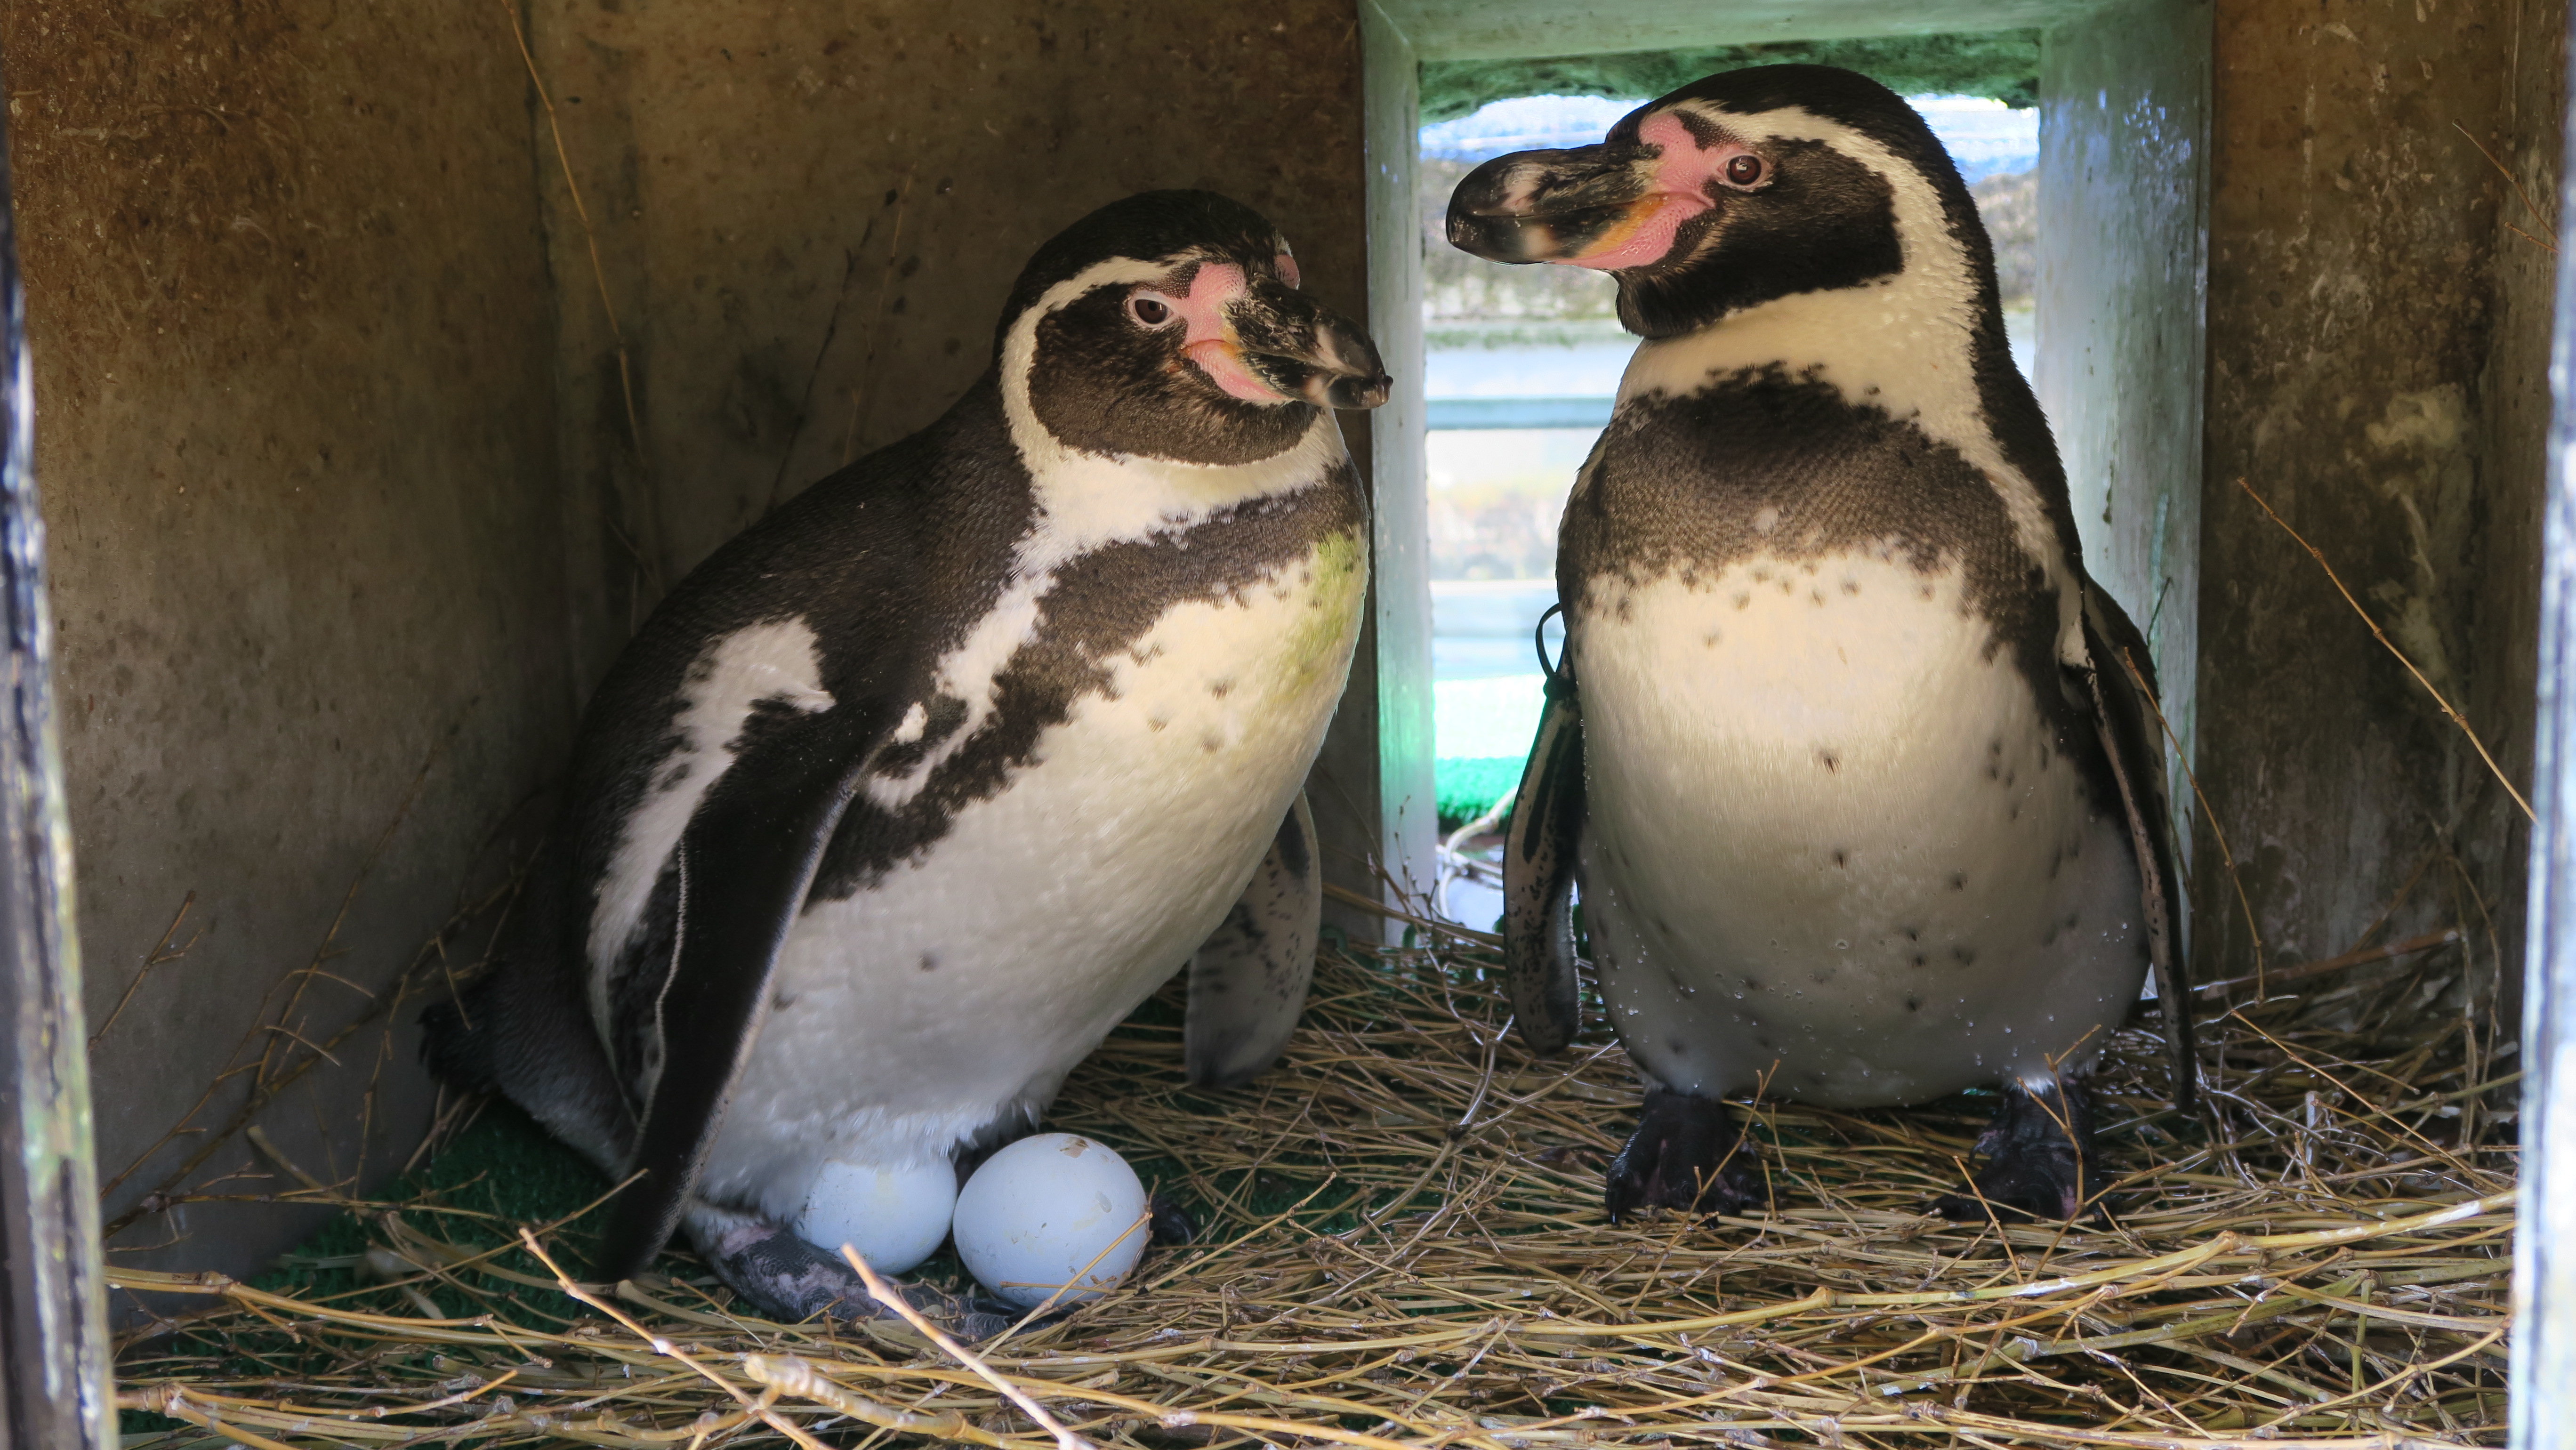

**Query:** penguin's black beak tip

left=1445, top=206, right=1514, bottom=266
left=1309, top=370, right=1392, bottom=412
left=1311, top=314, right=1390, bottom=411
left=1446, top=150, right=1570, bottom=264
left=1447, top=214, right=1550, bottom=266
left=1445, top=145, right=1643, bottom=266
left=1444, top=214, right=1503, bottom=260
left=1249, top=299, right=1389, bottom=411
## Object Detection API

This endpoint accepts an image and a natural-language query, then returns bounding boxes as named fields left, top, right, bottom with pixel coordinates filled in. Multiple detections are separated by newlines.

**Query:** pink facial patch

left=1556, top=111, right=1747, bottom=273
left=1146, top=261, right=1289, bottom=404
left=1560, top=191, right=1706, bottom=272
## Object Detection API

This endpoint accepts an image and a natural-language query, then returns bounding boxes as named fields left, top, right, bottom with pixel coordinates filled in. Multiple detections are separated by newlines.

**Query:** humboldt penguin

left=427, top=191, right=1389, bottom=1321
left=1446, top=65, right=2192, bottom=1221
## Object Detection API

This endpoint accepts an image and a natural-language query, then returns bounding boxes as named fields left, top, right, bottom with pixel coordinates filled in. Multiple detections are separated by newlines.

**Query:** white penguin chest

left=1572, top=548, right=2146, bottom=1106
left=700, top=532, right=1365, bottom=1217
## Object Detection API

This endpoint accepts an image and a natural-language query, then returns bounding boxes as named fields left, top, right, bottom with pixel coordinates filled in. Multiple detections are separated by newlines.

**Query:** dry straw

left=110, top=904, right=2510, bottom=1449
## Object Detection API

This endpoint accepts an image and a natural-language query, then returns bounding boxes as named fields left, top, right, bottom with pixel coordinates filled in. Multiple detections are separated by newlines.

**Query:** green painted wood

left=1357, top=0, right=1439, bottom=924
left=1422, top=32, right=2042, bottom=123
left=1377, top=0, right=2086, bottom=63
left=0, top=59, right=113, bottom=1450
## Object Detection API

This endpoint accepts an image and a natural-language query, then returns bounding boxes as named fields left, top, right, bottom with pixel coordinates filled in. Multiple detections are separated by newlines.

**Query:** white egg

left=952, top=1134, right=1150, bottom=1309
left=793, top=1158, right=958, bottom=1275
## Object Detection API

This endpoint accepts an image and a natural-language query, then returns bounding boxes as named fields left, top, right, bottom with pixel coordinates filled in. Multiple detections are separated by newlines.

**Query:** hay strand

left=111, top=921, right=2510, bottom=1448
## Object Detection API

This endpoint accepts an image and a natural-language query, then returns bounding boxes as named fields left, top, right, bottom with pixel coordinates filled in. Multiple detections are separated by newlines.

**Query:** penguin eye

left=1276, top=250, right=1302, bottom=289
left=1127, top=294, right=1175, bottom=327
left=1724, top=154, right=1765, bottom=187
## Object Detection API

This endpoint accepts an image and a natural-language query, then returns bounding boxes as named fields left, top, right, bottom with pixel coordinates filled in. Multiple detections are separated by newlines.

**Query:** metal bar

left=1423, top=396, right=1614, bottom=431
left=0, top=55, right=113, bottom=1450
left=2516, top=7, right=2576, bottom=1442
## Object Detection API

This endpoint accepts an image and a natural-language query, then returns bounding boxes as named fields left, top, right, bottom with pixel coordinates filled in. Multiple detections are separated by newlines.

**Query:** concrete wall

left=0, top=0, right=579, bottom=1292
left=2196, top=0, right=2564, bottom=1007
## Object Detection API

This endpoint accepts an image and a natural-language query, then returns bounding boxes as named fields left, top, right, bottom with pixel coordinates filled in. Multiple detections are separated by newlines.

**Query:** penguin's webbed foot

left=1149, top=1192, right=1197, bottom=1246
left=1604, top=1088, right=1767, bottom=1222
left=1933, top=1078, right=2102, bottom=1223
left=684, top=1204, right=1011, bottom=1338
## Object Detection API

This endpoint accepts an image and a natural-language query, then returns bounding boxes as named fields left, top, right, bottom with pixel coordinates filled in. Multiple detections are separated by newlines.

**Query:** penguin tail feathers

left=418, top=973, right=503, bottom=1095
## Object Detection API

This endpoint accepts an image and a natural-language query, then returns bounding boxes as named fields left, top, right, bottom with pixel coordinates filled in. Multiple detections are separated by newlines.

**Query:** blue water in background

left=1426, top=344, right=1632, bottom=399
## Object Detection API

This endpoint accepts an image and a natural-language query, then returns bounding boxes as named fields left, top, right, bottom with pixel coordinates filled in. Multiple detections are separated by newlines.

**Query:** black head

left=1444, top=65, right=1996, bottom=339
left=997, top=190, right=1389, bottom=466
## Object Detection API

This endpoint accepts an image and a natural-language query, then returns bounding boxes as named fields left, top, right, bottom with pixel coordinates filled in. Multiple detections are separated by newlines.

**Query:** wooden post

left=1312, top=0, right=1436, bottom=944
left=0, top=65, right=113, bottom=1450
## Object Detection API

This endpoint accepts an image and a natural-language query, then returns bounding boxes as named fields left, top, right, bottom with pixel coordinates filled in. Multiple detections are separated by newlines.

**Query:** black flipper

left=2077, top=586, right=2195, bottom=1112
left=1184, top=791, right=1320, bottom=1089
left=596, top=701, right=891, bottom=1282
left=1503, top=669, right=1586, bottom=1054
left=1933, top=1078, right=2102, bottom=1222
left=1603, top=1087, right=1766, bottom=1222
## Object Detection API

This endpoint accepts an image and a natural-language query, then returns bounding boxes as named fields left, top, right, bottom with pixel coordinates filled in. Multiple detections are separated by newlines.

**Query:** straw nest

left=113, top=910, right=2512, bottom=1450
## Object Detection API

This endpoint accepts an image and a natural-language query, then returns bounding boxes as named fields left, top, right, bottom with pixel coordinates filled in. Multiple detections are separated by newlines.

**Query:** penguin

left=426, top=190, right=1390, bottom=1322
left=1443, top=66, right=2193, bottom=1222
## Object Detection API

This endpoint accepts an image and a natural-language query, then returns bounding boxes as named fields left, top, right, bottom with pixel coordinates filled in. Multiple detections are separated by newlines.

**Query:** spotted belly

left=699, top=537, right=1364, bottom=1223
left=1572, top=549, right=2147, bottom=1107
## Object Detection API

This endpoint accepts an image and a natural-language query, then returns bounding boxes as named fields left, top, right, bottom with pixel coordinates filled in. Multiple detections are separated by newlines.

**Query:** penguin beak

left=1213, top=277, right=1391, bottom=412
left=1447, top=115, right=1716, bottom=272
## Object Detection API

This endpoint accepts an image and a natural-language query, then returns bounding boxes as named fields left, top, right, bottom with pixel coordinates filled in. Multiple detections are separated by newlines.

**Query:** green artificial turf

left=1434, top=754, right=1522, bottom=833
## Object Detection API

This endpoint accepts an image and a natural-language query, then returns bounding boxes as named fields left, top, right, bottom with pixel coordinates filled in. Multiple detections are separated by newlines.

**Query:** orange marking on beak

left=1562, top=192, right=1703, bottom=272
left=1184, top=337, right=1286, bottom=404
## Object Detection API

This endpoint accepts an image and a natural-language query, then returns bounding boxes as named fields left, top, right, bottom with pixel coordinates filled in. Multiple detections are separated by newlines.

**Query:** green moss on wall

left=1420, top=31, right=2040, bottom=122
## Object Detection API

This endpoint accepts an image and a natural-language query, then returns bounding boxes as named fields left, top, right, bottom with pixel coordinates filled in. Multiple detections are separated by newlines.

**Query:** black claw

left=1604, top=1088, right=1768, bottom=1222
left=692, top=1215, right=987, bottom=1330
left=962, top=1297, right=1034, bottom=1337
left=1149, top=1192, right=1197, bottom=1246
left=1932, top=1078, right=2103, bottom=1223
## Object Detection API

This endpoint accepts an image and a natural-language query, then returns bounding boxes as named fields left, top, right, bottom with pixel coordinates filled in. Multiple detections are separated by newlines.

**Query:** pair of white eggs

left=792, top=1133, right=1151, bottom=1309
